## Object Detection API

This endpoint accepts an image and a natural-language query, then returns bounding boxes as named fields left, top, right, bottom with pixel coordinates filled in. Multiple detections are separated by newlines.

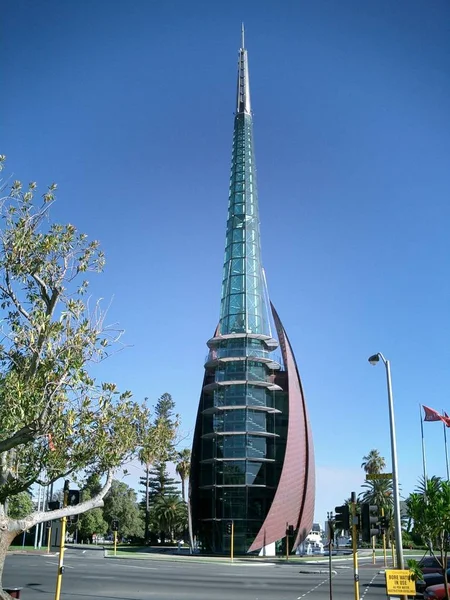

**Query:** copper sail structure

left=190, top=28, right=315, bottom=555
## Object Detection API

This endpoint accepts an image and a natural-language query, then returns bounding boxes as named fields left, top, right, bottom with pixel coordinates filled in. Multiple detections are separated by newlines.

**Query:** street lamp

left=368, top=352, right=404, bottom=573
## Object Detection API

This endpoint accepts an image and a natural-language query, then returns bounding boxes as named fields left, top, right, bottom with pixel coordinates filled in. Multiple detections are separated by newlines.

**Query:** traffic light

left=285, top=525, right=294, bottom=537
left=68, top=514, right=79, bottom=524
left=361, top=503, right=379, bottom=542
left=68, top=490, right=80, bottom=506
left=334, top=505, right=350, bottom=531
left=111, top=519, right=119, bottom=532
left=379, top=514, right=389, bottom=534
left=48, top=501, right=61, bottom=511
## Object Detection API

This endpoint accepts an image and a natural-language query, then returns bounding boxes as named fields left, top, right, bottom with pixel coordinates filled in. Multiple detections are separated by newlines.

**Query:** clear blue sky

left=3, top=0, right=450, bottom=526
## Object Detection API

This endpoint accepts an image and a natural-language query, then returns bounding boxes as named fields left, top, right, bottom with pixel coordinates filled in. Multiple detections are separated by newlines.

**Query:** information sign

left=385, top=569, right=416, bottom=596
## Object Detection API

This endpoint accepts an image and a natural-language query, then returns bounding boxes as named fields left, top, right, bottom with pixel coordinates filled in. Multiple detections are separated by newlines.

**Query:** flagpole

left=442, top=409, right=449, bottom=480
left=420, top=404, right=427, bottom=483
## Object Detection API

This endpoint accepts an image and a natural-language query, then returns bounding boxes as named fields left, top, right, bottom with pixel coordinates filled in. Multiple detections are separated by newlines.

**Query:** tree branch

left=30, top=272, right=50, bottom=307
left=4, top=471, right=114, bottom=533
left=0, top=424, right=37, bottom=454
left=0, top=270, right=30, bottom=321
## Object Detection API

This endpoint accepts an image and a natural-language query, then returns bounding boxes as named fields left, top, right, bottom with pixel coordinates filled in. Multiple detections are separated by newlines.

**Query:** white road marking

left=45, top=561, right=74, bottom=569
left=121, top=565, right=159, bottom=570
left=360, top=572, right=379, bottom=599
left=297, top=576, right=329, bottom=598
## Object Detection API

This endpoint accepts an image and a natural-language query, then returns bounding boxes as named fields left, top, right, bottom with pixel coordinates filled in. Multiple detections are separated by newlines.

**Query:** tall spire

left=219, top=28, right=270, bottom=336
left=190, top=25, right=315, bottom=558
left=236, top=23, right=251, bottom=115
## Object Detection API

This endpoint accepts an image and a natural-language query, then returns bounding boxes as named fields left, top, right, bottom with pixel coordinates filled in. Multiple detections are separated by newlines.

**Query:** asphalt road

left=2, top=548, right=395, bottom=600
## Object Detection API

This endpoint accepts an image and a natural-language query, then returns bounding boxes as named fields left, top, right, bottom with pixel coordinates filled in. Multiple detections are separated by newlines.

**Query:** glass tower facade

left=190, top=29, right=315, bottom=555
left=190, top=32, right=284, bottom=554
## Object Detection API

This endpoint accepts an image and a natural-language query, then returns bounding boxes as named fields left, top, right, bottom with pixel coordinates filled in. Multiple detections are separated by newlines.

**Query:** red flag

left=423, top=405, right=445, bottom=423
left=443, top=412, right=450, bottom=428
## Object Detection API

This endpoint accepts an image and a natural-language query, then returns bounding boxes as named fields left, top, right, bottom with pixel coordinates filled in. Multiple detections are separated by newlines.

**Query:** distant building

left=189, top=28, right=315, bottom=555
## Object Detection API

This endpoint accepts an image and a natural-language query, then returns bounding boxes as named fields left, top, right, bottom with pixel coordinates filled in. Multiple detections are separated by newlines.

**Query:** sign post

left=111, top=519, right=119, bottom=556
left=385, top=570, right=415, bottom=597
left=366, top=473, right=393, bottom=481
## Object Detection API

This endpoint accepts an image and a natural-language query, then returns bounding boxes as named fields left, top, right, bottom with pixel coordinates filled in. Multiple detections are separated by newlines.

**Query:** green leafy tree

left=77, top=507, right=107, bottom=543
left=406, top=477, right=450, bottom=600
left=0, top=159, right=148, bottom=594
left=75, top=474, right=107, bottom=543
left=361, top=450, right=386, bottom=475
left=103, top=480, right=144, bottom=539
left=7, top=492, right=33, bottom=519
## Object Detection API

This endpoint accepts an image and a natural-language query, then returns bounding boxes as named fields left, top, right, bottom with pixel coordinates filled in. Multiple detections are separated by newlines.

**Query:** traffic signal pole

left=54, top=480, right=69, bottom=600
left=286, top=522, right=289, bottom=562
left=351, top=492, right=360, bottom=600
left=47, top=523, right=52, bottom=554
left=381, top=508, right=387, bottom=567
left=230, top=521, right=234, bottom=563
left=327, top=517, right=334, bottom=600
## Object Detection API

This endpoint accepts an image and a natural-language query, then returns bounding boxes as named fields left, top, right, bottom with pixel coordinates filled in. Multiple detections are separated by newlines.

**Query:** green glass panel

left=219, top=113, right=271, bottom=336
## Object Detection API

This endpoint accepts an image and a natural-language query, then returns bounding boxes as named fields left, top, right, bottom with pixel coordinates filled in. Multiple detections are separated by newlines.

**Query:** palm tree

left=175, top=448, right=194, bottom=552
left=360, top=479, right=395, bottom=545
left=152, top=494, right=186, bottom=543
left=175, top=449, right=191, bottom=502
left=361, top=449, right=386, bottom=475
left=360, top=479, right=393, bottom=509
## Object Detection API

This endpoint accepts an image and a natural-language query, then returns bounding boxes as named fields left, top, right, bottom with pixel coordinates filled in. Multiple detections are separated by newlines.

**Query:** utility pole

left=351, top=492, right=360, bottom=600
left=34, top=485, right=43, bottom=549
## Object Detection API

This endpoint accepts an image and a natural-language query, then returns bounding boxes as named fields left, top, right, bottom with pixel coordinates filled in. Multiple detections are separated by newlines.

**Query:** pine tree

left=140, top=461, right=180, bottom=505
left=140, top=461, right=180, bottom=544
left=139, top=392, right=180, bottom=541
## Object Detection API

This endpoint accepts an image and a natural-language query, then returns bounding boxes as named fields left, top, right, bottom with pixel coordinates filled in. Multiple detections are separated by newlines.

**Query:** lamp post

left=368, top=353, right=404, bottom=574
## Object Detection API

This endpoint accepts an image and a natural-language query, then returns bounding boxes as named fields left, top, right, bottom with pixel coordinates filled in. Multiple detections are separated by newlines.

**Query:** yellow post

left=114, top=530, right=117, bottom=556
left=381, top=508, right=387, bottom=567
left=372, top=534, right=376, bottom=564
left=391, top=540, right=396, bottom=568
left=230, top=521, right=234, bottom=563
left=54, top=481, right=69, bottom=600
left=351, top=493, right=360, bottom=600
left=47, top=525, right=52, bottom=554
